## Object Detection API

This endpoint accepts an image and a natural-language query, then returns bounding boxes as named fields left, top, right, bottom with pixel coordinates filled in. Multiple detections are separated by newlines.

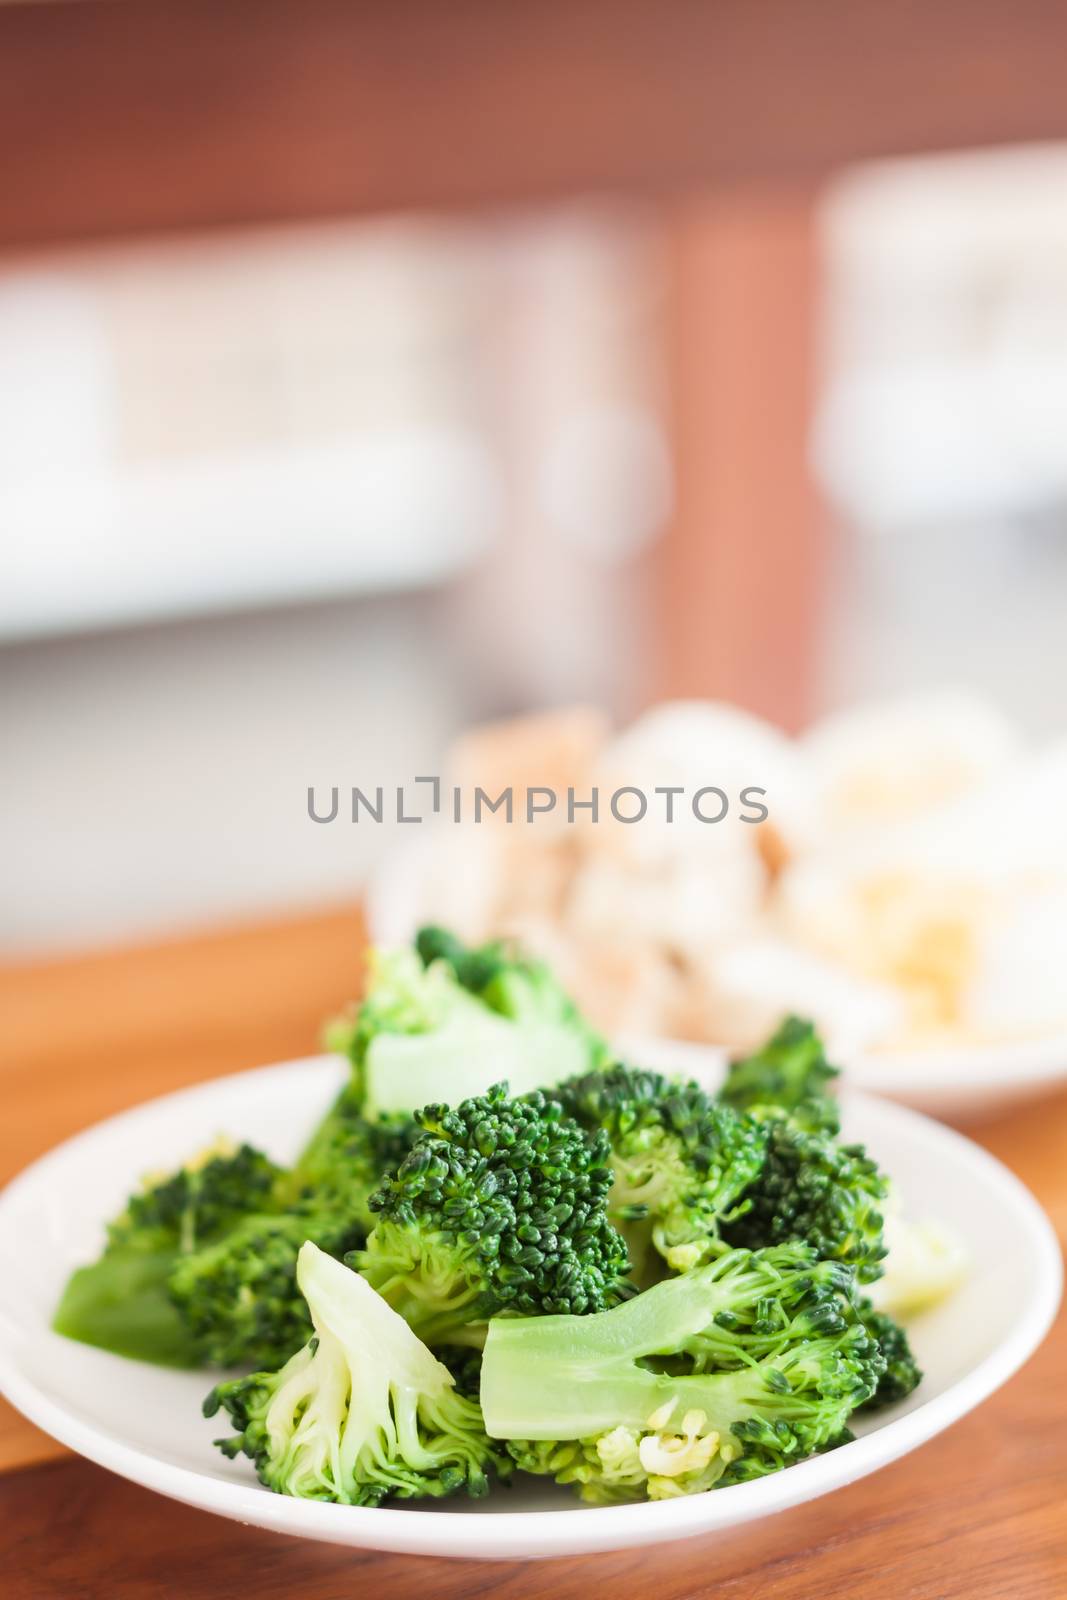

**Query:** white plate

left=842, top=1033, right=1067, bottom=1121
left=0, top=1051, right=1059, bottom=1560
left=366, top=841, right=1067, bottom=1121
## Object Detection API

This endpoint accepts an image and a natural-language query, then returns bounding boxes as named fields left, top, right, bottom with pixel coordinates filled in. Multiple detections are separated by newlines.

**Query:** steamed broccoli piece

left=110, top=1140, right=282, bottom=1254
left=415, top=924, right=611, bottom=1047
left=205, top=1242, right=503, bottom=1504
left=856, top=1300, right=922, bottom=1408
left=168, top=1208, right=366, bottom=1369
left=555, top=1065, right=769, bottom=1279
left=54, top=1140, right=285, bottom=1367
left=355, top=1082, right=631, bottom=1345
left=721, top=1017, right=841, bottom=1136
left=282, top=1087, right=419, bottom=1232
left=323, top=949, right=459, bottom=1098
left=415, top=925, right=508, bottom=995
left=480, top=1246, right=883, bottom=1503
left=326, top=932, right=610, bottom=1122
left=56, top=1109, right=415, bottom=1371
left=171, top=1105, right=422, bottom=1368
left=723, top=1114, right=889, bottom=1285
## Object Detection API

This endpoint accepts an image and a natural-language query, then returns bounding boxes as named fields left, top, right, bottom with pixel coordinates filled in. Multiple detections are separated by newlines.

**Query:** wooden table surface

left=2, top=909, right=1066, bottom=1599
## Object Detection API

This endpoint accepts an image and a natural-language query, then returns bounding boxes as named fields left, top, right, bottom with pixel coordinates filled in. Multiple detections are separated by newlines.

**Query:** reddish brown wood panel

left=654, top=189, right=823, bottom=729
left=4, top=0, right=1067, bottom=249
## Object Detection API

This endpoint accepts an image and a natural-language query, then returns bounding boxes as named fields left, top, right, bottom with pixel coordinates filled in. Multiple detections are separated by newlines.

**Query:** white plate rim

left=0, top=1058, right=1061, bottom=1560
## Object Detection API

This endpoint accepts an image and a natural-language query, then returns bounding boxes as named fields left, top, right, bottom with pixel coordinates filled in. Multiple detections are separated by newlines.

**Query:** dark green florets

left=415, top=924, right=612, bottom=1054
left=356, top=1082, right=631, bottom=1343
left=856, top=1300, right=923, bottom=1408
left=415, top=924, right=510, bottom=996
left=281, top=1084, right=420, bottom=1231
left=111, top=1142, right=282, bottom=1254
left=674, top=1244, right=862, bottom=1373
left=723, top=1115, right=888, bottom=1284
left=170, top=1098, right=421, bottom=1368
left=168, top=1208, right=366, bottom=1368
left=721, top=1016, right=841, bottom=1135
left=555, top=1064, right=769, bottom=1278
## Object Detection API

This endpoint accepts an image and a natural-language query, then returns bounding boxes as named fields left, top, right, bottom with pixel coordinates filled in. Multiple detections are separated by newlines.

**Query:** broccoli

left=480, top=1245, right=884, bottom=1503
left=722, top=1114, right=889, bottom=1285
left=856, top=1300, right=922, bottom=1408
left=355, top=1083, right=631, bottom=1346
left=555, top=1064, right=769, bottom=1279
left=205, top=1242, right=504, bottom=1504
left=166, top=1102, right=423, bottom=1368
left=415, top=924, right=611, bottom=1047
left=110, top=1139, right=282, bottom=1254
left=325, top=933, right=610, bottom=1121
left=282, top=1088, right=419, bottom=1231
left=168, top=1207, right=366, bottom=1369
left=414, top=925, right=509, bottom=995
left=720, top=1017, right=841, bottom=1136
left=53, top=1140, right=285, bottom=1367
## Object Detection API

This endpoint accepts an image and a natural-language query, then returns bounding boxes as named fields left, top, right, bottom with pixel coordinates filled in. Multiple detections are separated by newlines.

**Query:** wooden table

left=2, top=910, right=1066, bottom=1598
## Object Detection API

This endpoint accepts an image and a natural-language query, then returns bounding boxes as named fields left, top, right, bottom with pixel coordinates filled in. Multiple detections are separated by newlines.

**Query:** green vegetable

left=109, top=1140, right=282, bottom=1255
left=355, top=1082, right=631, bottom=1345
left=53, top=1140, right=285, bottom=1367
left=856, top=1300, right=922, bottom=1408
left=556, top=1064, right=768, bottom=1279
left=205, top=1242, right=504, bottom=1505
left=415, top=924, right=610, bottom=1045
left=722, top=1114, right=889, bottom=1285
left=326, top=932, right=609, bottom=1121
left=480, top=1245, right=883, bottom=1503
left=168, top=1208, right=365, bottom=1369
left=53, top=1246, right=196, bottom=1368
left=161, top=1101, right=421, bottom=1369
left=721, top=1016, right=841, bottom=1135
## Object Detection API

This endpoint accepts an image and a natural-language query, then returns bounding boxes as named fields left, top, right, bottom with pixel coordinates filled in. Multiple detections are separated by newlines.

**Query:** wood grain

left=6, top=0, right=1067, bottom=250
left=1, top=910, right=1065, bottom=1597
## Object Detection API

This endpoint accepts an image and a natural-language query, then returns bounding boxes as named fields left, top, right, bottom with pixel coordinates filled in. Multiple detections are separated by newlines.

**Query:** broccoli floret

left=856, top=1300, right=922, bottom=1408
left=111, top=1140, right=282, bottom=1255
left=415, top=925, right=509, bottom=994
left=205, top=1242, right=504, bottom=1504
left=54, top=1140, right=286, bottom=1367
left=555, top=1065, right=769, bottom=1279
left=416, top=924, right=612, bottom=1049
left=355, top=1083, right=631, bottom=1345
left=325, top=933, right=610, bottom=1121
left=169, top=1102, right=422, bottom=1368
left=168, top=1208, right=367, bottom=1369
left=721, top=1017, right=841, bottom=1136
left=480, top=1246, right=884, bottom=1503
left=723, top=1115, right=888, bottom=1285
left=282, top=1086, right=419, bottom=1232
left=56, top=1109, right=419, bottom=1371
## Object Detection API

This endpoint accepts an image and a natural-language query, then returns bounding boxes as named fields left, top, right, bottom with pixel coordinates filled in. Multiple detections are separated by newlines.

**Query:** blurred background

left=4, top=2, right=1067, bottom=959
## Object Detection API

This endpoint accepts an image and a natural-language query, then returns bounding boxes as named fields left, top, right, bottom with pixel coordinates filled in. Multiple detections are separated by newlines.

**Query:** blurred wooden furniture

left=2, top=911, right=1066, bottom=1597
left=4, top=1, right=1067, bottom=248
left=8, top=3, right=1067, bottom=727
